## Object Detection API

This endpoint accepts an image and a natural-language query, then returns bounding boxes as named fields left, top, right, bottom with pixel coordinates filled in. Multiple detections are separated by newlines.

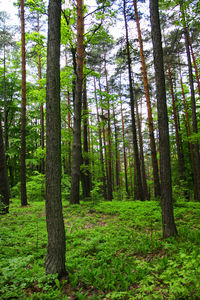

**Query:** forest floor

left=0, top=198, right=200, bottom=299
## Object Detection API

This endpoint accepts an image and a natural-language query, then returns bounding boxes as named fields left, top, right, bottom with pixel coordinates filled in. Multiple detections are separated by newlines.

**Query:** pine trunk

left=123, top=0, right=144, bottom=201
left=0, top=113, right=9, bottom=214
left=133, top=0, right=160, bottom=198
left=150, top=0, right=177, bottom=238
left=45, top=0, right=66, bottom=276
left=20, top=0, right=27, bottom=206
left=70, top=0, right=84, bottom=204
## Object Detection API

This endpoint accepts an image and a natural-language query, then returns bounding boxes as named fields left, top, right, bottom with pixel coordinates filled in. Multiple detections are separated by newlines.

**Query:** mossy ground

left=0, top=199, right=200, bottom=299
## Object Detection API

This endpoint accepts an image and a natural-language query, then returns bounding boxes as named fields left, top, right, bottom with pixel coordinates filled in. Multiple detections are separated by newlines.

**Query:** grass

left=0, top=198, right=200, bottom=299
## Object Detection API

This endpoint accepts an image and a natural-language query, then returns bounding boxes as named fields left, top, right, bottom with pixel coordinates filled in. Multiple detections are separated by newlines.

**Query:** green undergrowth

left=0, top=199, right=200, bottom=299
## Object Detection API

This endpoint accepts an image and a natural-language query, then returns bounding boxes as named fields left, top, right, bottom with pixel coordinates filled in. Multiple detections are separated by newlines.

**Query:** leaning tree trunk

left=70, top=0, right=84, bottom=204
left=45, top=0, right=66, bottom=277
left=150, top=0, right=177, bottom=238
left=0, top=113, right=9, bottom=214
left=133, top=0, right=160, bottom=198
left=123, top=0, right=144, bottom=201
left=20, top=0, right=28, bottom=206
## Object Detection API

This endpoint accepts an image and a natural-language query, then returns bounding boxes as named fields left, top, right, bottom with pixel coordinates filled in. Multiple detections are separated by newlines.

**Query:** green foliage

left=0, top=199, right=200, bottom=299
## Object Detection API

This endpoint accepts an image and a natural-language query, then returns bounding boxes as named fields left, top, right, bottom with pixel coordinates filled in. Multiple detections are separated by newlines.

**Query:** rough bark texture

left=45, top=0, right=66, bottom=276
left=123, top=0, right=144, bottom=201
left=133, top=0, right=160, bottom=198
left=70, top=0, right=84, bottom=204
left=0, top=113, right=9, bottom=214
left=150, top=0, right=177, bottom=238
left=20, top=0, right=28, bottom=206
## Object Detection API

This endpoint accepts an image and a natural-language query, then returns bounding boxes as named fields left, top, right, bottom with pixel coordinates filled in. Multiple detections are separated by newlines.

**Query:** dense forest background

left=0, top=0, right=200, bottom=298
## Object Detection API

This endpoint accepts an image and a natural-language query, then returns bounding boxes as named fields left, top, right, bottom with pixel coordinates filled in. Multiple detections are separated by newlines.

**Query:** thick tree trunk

left=45, top=0, right=66, bottom=277
left=133, top=0, right=160, bottom=198
left=123, top=0, right=144, bottom=201
left=150, top=0, right=177, bottom=238
left=70, top=0, right=84, bottom=204
left=0, top=113, right=9, bottom=214
left=20, top=0, right=27, bottom=206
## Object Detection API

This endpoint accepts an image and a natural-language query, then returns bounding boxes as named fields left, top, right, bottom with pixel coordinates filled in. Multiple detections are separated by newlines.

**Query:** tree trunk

left=123, top=0, right=144, bottom=201
left=0, top=113, right=9, bottom=214
left=188, top=35, right=200, bottom=98
left=104, top=53, right=113, bottom=201
left=81, top=78, right=91, bottom=198
left=167, top=63, right=185, bottom=181
left=70, top=0, right=84, bottom=204
left=150, top=0, right=177, bottom=238
left=133, top=0, right=160, bottom=198
left=181, top=9, right=200, bottom=201
left=94, top=77, right=107, bottom=200
left=37, top=13, right=45, bottom=175
left=20, top=0, right=28, bottom=206
left=45, top=0, right=66, bottom=277
left=136, top=99, right=149, bottom=200
left=113, top=106, right=120, bottom=188
left=120, top=101, right=129, bottom=197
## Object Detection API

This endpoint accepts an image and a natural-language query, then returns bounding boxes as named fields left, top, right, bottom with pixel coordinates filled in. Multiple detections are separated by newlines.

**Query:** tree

left=150, top=0, right=177, bottom=238
left=45, top=0, right=66, bottom=276
left=20, top=0, right=28, bottom=206
left=123, top=0, right=144, bottom=201
left=133, top=0, right=161, bottom=198
left=70, top=0, right=84, bottom=204
left=0, top=112, right=9, bottom=214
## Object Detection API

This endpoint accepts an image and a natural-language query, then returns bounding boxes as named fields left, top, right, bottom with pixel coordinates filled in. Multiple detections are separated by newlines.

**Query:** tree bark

left=123, top=0, right=144, bottom=201
left=133, top=0, right=160, bottom=198
left=70, top=0, right=84, bottom=204
left=45, top=0, right=66, bottom=277
left=150, top=0, right=177, bottom=238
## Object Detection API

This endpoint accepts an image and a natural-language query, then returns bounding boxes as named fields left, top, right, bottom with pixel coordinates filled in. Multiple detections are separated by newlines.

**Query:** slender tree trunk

left=128, top=143, right=133, bottom=196
left=188, top=35, right=200, bottom=98
left=181, top=7, right=200, bottom=201
left=94, top=77, right=107, bottom=200
left=3, top=45, right=8, bottom=152
left=150, top=0, right=177, bottom=238
left=81, top=78, right=91, bottom=198
left=37, top=13, right=45, bottom=174
left=67, top=88, right=72, bottom=176
left=104, top=53, right=113, bottom=201
left=167, top=63, right=185, bottom=180
left=0, top=113, right=9, bottom=214
left=123, top=0, right=144, bottom=201
left=45, top=0, right=66, bottom=277
left=20, top=0, right=27, bottom=206
left=136, top=99, right=149, bottom=200
left=70, top=0, right=84, bottom=204
left=120, top=102, right=129, bottom=197
left=113, top=106, right=120, bottom=188
left=133, top=0, right=160, bottom=198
